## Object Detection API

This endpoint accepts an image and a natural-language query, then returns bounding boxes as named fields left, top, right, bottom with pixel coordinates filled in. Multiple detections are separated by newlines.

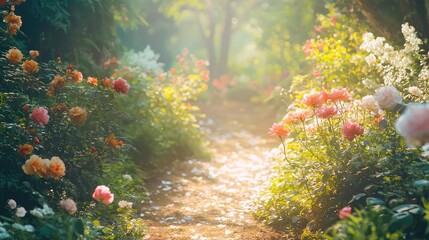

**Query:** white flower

left=30, top=208, right=44, bottom=218
left=365, top=54, right=376, bottom=65
left=396, top=104, right=429, bottom=146
left=41, top=204, right=54, bottom=216
left=12, top=223, right=25, bottom=231
left=24, top=225, right=34, bottom=233
left=374, top=86, right=402, bottom=110
left=60, top=199, right=77, bottom=215
left=408, top=86, right=423, bottom=97
left=122, top=174, right=133, bottom=181
left=7, top=199, right=16, bottom=209
left=15, top=207, right=26, bottom=218
left=118, top=200, right=133, bottom=209
left=361, top=95, right=380, bottom=114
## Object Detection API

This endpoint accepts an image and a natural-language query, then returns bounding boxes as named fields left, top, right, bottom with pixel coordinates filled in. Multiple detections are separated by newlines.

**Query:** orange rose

left=22, top=60, right=39, bottom=74
left=5, top=48, right=23, bottom=65
left=70, top=70, right=83, bottom=83
left=100, top=78, right=113, bottom=88
left=87, top=76, right=98, bottom=86
left=105, top=134, right=123, bottom=148
left=29, top=50, right=39, bottom=59
left=50, top=75, right=66, bottom=88
left=68, top=107, right=88, bottom=125
left=18, top=144, right=33, bottom=156
left=49, top=157, right=65, bottom=180
left=22, top=155, right=49, bottom=177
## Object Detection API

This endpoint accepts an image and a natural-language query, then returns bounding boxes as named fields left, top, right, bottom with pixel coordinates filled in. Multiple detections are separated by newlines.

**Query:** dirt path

left=141, top=101, right=289, bottom=240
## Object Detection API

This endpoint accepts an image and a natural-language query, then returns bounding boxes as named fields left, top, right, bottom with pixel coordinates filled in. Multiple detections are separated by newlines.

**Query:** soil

left=141, top=101, right=290, bottom=240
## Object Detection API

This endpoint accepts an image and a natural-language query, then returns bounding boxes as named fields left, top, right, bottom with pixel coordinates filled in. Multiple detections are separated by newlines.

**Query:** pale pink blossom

left=338, top=206, right=352, bottom=219
left=342, top=121, right=364, bottom=141
left=396, top=104, right=429, bottom=146
left=29, top=107, right=49, bottom=125
left=408, top=86, right=423, bottom=97
left=92, top=185, right=114, bottom=205
left=113, top=78, right=130, bottom=94
left=8, top=199, right=17, bottom=209
left=374, top=86, right=402, bottom=110
left=360, top=95, right=380, bottom=114
left=60, top=198, right=77, bottom=215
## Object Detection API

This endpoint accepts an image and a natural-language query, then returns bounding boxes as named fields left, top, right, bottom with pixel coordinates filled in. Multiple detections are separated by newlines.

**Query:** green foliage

left=288, top=4, right=377, bottom=98
left=15, top=0, right=147, bottom=74
left=114, top=47, right=209, bottom=164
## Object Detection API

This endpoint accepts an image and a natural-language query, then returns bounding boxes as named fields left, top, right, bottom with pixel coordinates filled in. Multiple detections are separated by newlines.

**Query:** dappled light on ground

left=141, top=102, right=288, bottom=240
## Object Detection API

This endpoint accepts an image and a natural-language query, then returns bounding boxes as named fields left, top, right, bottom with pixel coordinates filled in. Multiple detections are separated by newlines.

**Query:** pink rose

left=342, top=121, right=364, bottom=141
left=338, top=206, right=352, bottom=219
left=113, top=78, right=130, bottom=94
left=268, top=123, right=289, bottom=137
left=29, top=107, right=49, bottom=125
left=92, top=185, right=114, bottom=205
left=395, top=104, right=429, bottom=146
left=303, top=92, right=324, bottom=108
left=60, top=198, right=77, bottom=215
left=328, top=88, right=351, bottom=102
left=315, top=105, right=337, bottom=119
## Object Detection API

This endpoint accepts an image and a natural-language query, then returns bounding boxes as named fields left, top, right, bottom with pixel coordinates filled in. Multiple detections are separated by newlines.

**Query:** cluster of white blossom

left=360, top=23, right=427, bottom=96
left=122, top=45, right=165, bottom=74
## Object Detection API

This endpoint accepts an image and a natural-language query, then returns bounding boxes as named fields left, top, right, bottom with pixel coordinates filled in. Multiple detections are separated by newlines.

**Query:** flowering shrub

left=288, top=5, right=378, bottom=97
left=257, top=15, right=429, bottom=238
left=113, top=47, right=210, bottom=164
left=255, top=85, right=429, bottom=237
left=0, top=2, right=147, bottom=238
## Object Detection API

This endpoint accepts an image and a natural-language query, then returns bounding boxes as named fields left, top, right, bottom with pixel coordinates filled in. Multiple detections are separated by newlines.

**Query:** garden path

left=141, top=101, right=289, bottom=240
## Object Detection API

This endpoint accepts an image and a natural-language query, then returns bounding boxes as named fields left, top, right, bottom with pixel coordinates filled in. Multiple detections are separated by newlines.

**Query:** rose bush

left=0, top=1, right=148, bottom=238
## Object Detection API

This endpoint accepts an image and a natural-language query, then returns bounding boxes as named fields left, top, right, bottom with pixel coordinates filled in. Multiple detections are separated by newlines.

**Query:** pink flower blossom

left=92, top=185, right=114, bottom=205
left=60, top=198, right=77, bottom=215
left=282, top=109, right=313, bottom=124
left=29, top=107, right=49, bottom=126
left=8, top=199, right=17, bottom=209
left=315, top=105, right=337, bottom=119
left=268, top=123, right=289, bottom=137
left=303, top=92, right=324, bottom=108
left=328, top=88, right=351, bottom=102
left=374, top=86, right=402, bottom=110
left=342, top=121, right=364, bottom=141
left=395, top=104, right=429, bottom=146
left=113, top=78, right=130, bottom=94
left=338, top=206, right=352, bottom=219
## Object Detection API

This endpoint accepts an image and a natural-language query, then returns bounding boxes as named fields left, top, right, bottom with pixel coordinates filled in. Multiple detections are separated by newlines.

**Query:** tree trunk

left=216, top=0, right=233, bottom=79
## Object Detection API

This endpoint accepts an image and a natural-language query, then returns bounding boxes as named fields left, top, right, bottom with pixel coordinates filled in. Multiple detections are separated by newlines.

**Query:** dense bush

left=113, top=46, right=210, bottom=165
left=0, top=2, right=148, bottom=238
